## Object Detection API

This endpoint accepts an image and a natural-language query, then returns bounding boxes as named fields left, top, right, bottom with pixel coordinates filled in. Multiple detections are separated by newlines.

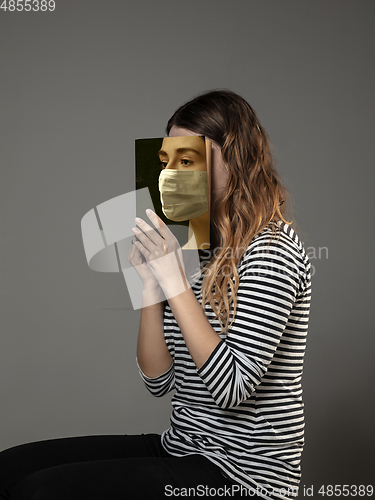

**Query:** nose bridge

left=165, top=153, right=178, bottom=169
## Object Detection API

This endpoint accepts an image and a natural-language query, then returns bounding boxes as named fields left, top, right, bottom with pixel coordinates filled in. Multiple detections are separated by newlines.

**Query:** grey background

left=1, top=0, right=374, bottom=493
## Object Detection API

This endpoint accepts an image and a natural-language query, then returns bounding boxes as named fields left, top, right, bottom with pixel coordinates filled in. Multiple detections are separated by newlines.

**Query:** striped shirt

left=138, top=221, right=311, bottom=500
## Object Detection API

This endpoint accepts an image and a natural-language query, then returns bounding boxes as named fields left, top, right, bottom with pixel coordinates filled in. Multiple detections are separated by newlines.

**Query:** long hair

left=167, top=90, right=292, bottom=332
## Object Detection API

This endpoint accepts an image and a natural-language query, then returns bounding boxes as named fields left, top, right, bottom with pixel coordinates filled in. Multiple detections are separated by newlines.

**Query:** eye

left=159, top=160, right=168, bottom=169
left=181, top=159, right=193, bottom=167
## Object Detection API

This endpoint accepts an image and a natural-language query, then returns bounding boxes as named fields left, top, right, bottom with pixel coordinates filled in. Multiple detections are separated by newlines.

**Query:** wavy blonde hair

left=167, top=90, right=292, bottom=333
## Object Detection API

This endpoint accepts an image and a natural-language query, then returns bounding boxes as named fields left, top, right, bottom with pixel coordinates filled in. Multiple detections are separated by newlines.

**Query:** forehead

left=160, top=135, right=205, bottom=154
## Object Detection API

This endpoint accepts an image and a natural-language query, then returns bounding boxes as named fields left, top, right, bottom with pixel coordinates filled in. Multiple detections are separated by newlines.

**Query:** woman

left=0, top=90, right=311, bottom=500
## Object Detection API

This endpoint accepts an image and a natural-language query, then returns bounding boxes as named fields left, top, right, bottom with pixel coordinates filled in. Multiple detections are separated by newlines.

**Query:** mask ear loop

left=158, top=219, right=188, bottom=292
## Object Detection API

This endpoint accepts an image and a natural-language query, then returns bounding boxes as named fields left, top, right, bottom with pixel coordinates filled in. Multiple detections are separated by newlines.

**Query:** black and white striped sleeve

left=136, top=359, right=175, bottom=397
left=197, top=234, right=306, bottom=409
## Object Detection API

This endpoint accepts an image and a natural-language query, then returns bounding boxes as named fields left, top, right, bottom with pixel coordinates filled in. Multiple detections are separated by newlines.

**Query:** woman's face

left=159, top=135, right=207, bottom=171
left=168, top=126, right=228, bottom=209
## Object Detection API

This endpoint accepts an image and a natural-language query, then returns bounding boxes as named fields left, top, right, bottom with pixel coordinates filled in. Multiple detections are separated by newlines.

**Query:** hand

left=131, top=209, right=189, bottom=298
left=127, top=234, right=159, bottom=291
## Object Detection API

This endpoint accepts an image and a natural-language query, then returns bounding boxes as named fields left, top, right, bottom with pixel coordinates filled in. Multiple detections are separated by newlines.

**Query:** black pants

left=0, top=434, right=257, bottom=499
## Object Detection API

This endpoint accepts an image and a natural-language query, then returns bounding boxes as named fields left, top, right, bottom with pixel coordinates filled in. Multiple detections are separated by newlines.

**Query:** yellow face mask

left=158, top=170, right=209, bottom=222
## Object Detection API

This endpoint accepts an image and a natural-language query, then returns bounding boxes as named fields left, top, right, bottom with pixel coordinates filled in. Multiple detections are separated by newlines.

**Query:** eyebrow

left=158, top=147, right=203, bottom=157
